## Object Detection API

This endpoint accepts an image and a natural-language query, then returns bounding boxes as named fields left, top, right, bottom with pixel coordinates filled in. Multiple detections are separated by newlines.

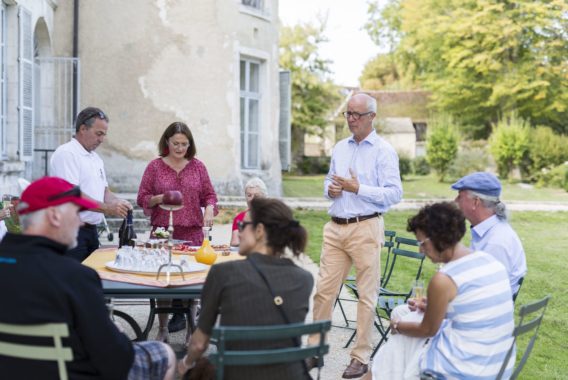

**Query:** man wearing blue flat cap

left=452, top=172, right=527, bottom=297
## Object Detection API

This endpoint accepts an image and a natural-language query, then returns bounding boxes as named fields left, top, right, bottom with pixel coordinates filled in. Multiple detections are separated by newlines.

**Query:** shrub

left=426, top=114, right=459, bottom=182
left=524, top=126, right=568, bottom=179
left=489, top=113, right=530, bottom=180
left=532, top=163, right=568, bottom=189
left=413, top=157, right=430, bottom=175
left=294, top=156, right=330, bottom=175
left=448, top=142, right=490, bottom=180
left=398, top=155, right=413, bottom=180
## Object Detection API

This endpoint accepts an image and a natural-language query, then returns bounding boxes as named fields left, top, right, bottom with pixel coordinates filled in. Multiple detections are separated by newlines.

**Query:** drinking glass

left=411, top=279, right=425, bottom=301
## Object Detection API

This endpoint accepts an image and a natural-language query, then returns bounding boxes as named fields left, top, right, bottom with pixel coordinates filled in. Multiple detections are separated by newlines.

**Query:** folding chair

left=0, top=322, right=73, bottom=380
left=209, top=320, right=331, bottom=380
left=333, top=230, right=396, bottom=328
left=496, top=294, right=551, bottom=380
left=344, top=236, right=425, bottom=352
left=512, top=277, right=524, bottom=303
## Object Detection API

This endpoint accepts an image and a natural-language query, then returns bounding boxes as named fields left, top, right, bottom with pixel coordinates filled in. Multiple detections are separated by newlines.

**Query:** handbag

left=248, top=256, right=317, bottom=380
left=183, top=357, right=216, bottom=380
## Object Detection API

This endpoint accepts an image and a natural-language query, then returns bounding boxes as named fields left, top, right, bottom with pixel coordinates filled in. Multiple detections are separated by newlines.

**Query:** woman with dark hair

left=178, top=198, right=314, bottom=380
left=372, top=202, right=515, bottom=379
left=137, top=121, right=218, bottom=342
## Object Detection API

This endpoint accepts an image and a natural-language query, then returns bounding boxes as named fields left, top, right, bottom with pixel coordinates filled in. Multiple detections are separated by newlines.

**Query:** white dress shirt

left=50, top=138, right=107, bottom=225
left=325, top=130, right=403, bottom=218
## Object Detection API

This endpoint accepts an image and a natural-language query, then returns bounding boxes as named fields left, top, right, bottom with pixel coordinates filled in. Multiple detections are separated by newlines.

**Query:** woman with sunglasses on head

left=137, top=121, right=218, bottom=343
left=178, top=197, right=314, bottom=380
left=372, top=202, right=515, bottom=380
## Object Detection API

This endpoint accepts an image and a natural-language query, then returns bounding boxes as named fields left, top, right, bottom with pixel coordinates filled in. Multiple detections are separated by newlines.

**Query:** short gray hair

left=468, top=190, right=508, bottom=221
left=245, top=177, right=267, bottom=196
left=19, top=209, right=46, bottom=231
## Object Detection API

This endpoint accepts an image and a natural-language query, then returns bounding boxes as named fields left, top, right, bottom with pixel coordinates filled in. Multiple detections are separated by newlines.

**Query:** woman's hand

left=149, top=194, right=164, bottom=208
left=203, top=205, right=214, bottom=227
left=408, top=297, right=428, bottom=313
left=0, top=206, right=11, bottom=221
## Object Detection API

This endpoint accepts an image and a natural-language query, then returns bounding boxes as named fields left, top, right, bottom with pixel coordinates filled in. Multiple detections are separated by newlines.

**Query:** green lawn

left=294, top=208, right=568, bottom=379
left=283, top=173, right=568, bottom=202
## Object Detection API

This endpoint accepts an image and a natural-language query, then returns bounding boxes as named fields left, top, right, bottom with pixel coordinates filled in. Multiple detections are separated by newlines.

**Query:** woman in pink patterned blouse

left=137, top=121, right=218, bottom=343
left=137, top=122, right=218, bottom=244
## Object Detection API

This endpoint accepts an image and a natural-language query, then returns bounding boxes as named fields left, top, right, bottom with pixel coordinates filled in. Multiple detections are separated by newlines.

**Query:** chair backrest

left=381, top=236, right=425, bottom=297
left=380, top=230, right=397, bottom=285
left=512, top=276, right=524, bottom=303
left=209, top=320, right=331, bottom=380
left=496, top=295, right=551, bottom=380
left=0, top=322, right=73, bottom=380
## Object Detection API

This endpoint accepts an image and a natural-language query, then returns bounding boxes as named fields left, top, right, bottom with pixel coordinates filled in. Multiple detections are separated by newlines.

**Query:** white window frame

left=240, top=57, right=262, bottom=169
left=0, top=4, right=6, bottom=160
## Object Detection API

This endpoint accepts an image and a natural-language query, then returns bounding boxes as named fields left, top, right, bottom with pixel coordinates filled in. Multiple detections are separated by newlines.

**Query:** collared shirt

left=471, top=214, right=527, bottom=294
left=50, top=138, right=107, bottom=225
left=325, top=130, right=402, bottom=218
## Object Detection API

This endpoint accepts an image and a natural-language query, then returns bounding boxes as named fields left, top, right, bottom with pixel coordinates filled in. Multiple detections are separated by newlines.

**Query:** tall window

left=241, top=0, right=264, bottom=10
left=0, top=4, right=6, bottom=159
left=240, top=59, right=261, bottom=169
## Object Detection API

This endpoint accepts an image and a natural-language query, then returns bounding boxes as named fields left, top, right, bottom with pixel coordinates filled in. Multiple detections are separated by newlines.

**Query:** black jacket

left=0, top=233, right=134, bottom=379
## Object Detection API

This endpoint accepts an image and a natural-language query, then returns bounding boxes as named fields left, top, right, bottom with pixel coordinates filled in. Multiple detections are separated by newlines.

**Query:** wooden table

left=83, top=247, right=242, bottom=340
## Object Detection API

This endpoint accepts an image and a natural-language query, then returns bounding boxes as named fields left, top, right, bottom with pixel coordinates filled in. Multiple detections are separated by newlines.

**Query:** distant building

left=1, top=0, right=290, bottom=197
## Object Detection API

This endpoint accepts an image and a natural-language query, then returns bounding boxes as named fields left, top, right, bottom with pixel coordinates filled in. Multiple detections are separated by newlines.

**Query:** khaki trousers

left=309, top=216, right=384, bottom=364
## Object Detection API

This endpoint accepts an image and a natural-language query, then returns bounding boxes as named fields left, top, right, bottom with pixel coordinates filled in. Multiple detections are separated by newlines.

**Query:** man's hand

left=408, top=297, right=427, bottom=313
left=104, top=199, right=131, bottom=218
left=332, top=169, right=360, bottom=194
left=203, top=205, right=214, bottom=227
left=328, top=182, right=343, bottom=198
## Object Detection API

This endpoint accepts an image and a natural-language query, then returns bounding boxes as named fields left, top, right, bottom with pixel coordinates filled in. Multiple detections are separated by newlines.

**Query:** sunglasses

left=47, top=186, right=82, bottom=201
left=237, top=221, right=254, bottom=232
left=78, top=110, right=108, bottom=127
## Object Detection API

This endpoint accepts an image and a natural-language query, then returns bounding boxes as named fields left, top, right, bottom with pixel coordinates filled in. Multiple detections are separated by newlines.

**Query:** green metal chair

left=334, top=230, right=397, bottom=328
left=343, top=236, right=425, bottom=352
left=0, top=322, right=73, bottom=380
left=209, top=320, right=331, bottom=380
left=496, top=294, right=552, bottom=380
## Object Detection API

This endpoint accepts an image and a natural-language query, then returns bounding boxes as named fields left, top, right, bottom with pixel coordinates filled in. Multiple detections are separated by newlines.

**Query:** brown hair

left=249, top=198, right=307, bottom=257
left=407, top=202, right=466, bottom=253
left=158, top=122, right=196, bottom=159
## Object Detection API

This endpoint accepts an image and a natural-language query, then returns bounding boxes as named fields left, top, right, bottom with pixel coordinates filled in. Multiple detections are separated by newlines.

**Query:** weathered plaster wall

left=53, top=0, right=282, bottom=195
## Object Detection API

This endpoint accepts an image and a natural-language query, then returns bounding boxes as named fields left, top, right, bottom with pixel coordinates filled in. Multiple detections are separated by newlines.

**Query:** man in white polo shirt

left=50, top=107, right=131, bottom=261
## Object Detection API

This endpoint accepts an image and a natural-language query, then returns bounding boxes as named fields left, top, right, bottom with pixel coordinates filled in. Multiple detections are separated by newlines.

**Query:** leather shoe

left=305, top=356, right=324, bottom=371
left=167, top=313, right=186, bottom=333
left=342, top=358, right=368, bottom=379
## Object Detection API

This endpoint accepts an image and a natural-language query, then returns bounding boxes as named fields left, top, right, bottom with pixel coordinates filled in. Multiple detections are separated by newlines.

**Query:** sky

left=278, top=0, right=382, bottom=87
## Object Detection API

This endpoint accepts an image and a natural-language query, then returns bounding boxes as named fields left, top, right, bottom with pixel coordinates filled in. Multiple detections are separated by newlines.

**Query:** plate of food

left=172, top=243, right=232, bottom=256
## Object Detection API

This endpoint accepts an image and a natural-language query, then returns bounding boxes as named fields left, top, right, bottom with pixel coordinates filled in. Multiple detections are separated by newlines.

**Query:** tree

left=279, top=21, right=340, bottom=165
left=365, top=0, right=568, bottom=136
left=426, top=114, right=459, bottom=182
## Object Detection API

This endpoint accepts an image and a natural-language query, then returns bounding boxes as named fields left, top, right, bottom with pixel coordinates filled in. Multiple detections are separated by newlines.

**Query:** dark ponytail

left=249, top=198, right=307, bottom=257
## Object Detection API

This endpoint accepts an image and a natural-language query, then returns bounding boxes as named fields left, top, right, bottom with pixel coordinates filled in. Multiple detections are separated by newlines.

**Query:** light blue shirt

left=325, top=130, right=402, bottom=218
left=471, top=215, right=527, bottom=294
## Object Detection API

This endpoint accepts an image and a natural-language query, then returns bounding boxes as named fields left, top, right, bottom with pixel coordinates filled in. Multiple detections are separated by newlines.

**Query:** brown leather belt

left=331, top=212, right=381, bottom=225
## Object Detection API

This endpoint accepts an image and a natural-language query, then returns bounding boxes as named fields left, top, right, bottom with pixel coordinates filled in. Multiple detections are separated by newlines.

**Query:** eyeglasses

left=417, top=237, right=430, bottom=247
left=343, top=111, right=373, bottom=120
left=168, top=141, right=190, bottom=149
left=47, top=186, right=82, bottom=201
left=237, top=221, right=254, bottom=232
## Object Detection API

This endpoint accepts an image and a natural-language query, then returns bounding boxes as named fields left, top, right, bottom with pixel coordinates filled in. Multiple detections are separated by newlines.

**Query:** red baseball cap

left=17, top=176, right=98, bottom=215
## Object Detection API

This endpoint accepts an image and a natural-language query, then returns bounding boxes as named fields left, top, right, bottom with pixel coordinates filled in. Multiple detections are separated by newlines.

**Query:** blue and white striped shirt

left=324, top=131, right=402, bottom=218
left=421, top=251, right=515, bottom=379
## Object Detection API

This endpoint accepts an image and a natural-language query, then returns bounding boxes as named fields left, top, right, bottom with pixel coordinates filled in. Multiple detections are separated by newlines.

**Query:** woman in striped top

left=372, top=202, right=515, bottom=379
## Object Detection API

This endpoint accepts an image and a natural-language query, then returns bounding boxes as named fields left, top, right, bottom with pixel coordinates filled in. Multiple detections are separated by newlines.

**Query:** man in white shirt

left=50, top=107, right=131, bottom=261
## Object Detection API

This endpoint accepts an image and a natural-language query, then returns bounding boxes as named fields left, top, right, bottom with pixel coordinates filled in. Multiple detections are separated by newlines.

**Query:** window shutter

left=278, top=71, right=291, bottom=171
left=0, top=4, right=6, bottom=159
left=18, top=6, right=33, bottom=161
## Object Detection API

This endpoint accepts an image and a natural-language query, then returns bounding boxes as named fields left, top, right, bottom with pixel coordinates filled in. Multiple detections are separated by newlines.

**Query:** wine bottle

left=118, top=209, right=137, bottom=248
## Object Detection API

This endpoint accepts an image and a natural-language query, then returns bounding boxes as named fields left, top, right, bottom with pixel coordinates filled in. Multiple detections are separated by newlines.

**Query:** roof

left=378, top=117, right=416, bottom=134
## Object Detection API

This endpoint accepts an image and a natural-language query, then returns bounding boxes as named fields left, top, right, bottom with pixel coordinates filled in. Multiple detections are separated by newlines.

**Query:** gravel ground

left=105, top=223, right=379, bottom=379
